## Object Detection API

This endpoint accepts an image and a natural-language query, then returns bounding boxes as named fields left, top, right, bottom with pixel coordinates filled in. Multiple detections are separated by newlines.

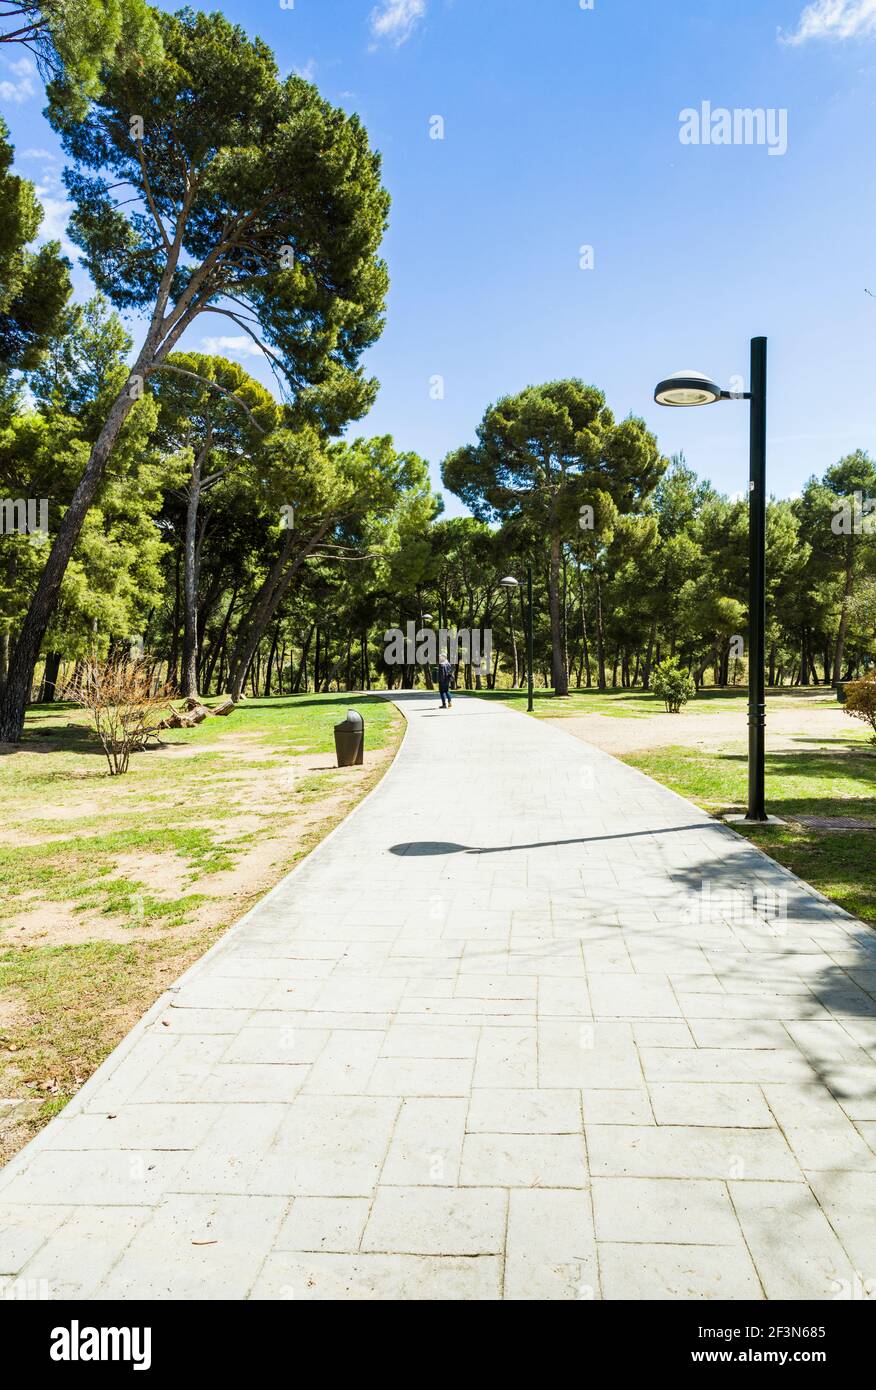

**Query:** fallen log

left=159, top=702, right=210, bottom=730
left=211, top=698, right=238, bottom=717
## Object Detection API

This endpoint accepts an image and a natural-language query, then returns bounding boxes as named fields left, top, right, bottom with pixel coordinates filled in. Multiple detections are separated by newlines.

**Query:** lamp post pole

left=747, top=336, right=768, bottom=823
left=526, top=563, right=534, bottom=713
left=654, top=339, right=772, bottom=824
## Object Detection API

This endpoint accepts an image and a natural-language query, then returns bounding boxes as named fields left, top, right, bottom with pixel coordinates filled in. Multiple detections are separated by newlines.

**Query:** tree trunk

left=292, top=625, right=314, bottom=693
left=595, top=576, right=607, bottom=691
left=578, top=572, right=592, bottom=689
left=642, top=620, right=657, bottom=692
left=832, top=543, right=855, bottom=687
left=263, top=619, right=281, bottom=697
left=181, top=446, right=207, bottom=699
left=167, top=544, right=182, bottom=689
left=548, top=531, right=568, bottom=694
left=40, top=651, right=62, bottom=702
left=195, top=569, right=222, bottom=687
left=203, top=584, right=239, bottom=694
left=561, top=549, right=570, bottom=689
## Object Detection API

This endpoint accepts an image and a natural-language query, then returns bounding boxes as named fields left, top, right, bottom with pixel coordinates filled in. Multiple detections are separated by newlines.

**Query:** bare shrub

left=61, top=656, right=176, bottom=775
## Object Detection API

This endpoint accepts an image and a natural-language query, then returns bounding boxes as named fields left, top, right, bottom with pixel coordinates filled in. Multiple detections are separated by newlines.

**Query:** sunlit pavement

left=1, top=692, right=875, bottom=1300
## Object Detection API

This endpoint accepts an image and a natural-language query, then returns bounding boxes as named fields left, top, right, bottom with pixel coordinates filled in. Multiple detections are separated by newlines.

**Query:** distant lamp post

left=501, top=568, right=534, bottom=713
left=654, top=338, right=772, bottom=825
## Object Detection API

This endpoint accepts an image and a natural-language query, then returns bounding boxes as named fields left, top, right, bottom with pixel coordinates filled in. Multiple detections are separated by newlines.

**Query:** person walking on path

left=438, top=653, right=454, bottom=709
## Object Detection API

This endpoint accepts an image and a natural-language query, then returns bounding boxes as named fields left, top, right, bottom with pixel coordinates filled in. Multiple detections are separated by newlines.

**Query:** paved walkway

left=2, top=693, right=875, bottom=1300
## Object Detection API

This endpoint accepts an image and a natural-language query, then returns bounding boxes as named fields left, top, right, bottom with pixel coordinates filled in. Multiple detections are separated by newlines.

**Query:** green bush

left=843, top=671, right=876, bottom=744
left=652, top=659, right=696, bottom=714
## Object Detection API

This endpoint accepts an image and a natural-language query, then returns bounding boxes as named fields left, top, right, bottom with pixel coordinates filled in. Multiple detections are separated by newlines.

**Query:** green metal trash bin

left=334, top=709, right=365, bottom=767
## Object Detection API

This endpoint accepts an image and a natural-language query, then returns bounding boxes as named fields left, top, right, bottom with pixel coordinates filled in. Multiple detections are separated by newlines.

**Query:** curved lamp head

left=654, top=370, right=724, bottom=407
left=499, top=575, right=519, bottom=590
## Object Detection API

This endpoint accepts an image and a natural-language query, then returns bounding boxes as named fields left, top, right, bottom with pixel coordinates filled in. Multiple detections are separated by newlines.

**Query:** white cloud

left=370, top=0, right=426, bottom=47
left=200, top=335, right=264, bottom=360
left=0, top=55, right=35, bottom=102
left=294, top=58, right=318, bottom=82
left=32, top=180, right=78, bottom=260
left=783, top=0, right=876, bottom=44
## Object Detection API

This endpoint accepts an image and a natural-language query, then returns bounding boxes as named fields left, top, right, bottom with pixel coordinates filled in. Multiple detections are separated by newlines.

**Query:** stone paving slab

left=1, top=691, right=875, bottom=1300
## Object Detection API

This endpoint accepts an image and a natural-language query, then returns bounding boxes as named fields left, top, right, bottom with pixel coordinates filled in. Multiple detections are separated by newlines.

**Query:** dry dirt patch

left=1, top=903, right=131, bottom=947
left=546, top=703, right=854, bottom=757
left=2, top=746, right=393, bottom=949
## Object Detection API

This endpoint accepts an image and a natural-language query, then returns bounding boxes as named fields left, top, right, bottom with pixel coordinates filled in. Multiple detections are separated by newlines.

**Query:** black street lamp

left=500, top=566, right=534, bottom=713
left=654, top=337, right=770, bottom=824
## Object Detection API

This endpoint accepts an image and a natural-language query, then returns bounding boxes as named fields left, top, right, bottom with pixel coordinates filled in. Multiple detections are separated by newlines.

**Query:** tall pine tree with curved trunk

left=0, top=9, right=388, bottom=740
left=442, top=380, right=666, bottom=697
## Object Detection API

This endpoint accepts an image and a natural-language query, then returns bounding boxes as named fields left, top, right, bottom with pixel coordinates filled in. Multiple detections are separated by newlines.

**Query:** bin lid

left=336, top=709, right=364, bottom=730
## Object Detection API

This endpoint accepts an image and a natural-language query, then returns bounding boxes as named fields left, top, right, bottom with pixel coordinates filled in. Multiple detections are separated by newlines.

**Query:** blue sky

left=3, top=0, right=876, bottom=514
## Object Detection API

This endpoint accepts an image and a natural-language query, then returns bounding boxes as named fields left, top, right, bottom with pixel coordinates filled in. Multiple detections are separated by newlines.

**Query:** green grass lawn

left=0, top=692, right=402, bottom=1158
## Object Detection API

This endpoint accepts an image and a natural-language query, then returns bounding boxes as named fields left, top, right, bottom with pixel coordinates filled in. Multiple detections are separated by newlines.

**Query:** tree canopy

left=1, top=0, right=162, bottom=118
left=443, top=380, right=666, bottom=694
left=0, top=118, right=71, bottom=378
